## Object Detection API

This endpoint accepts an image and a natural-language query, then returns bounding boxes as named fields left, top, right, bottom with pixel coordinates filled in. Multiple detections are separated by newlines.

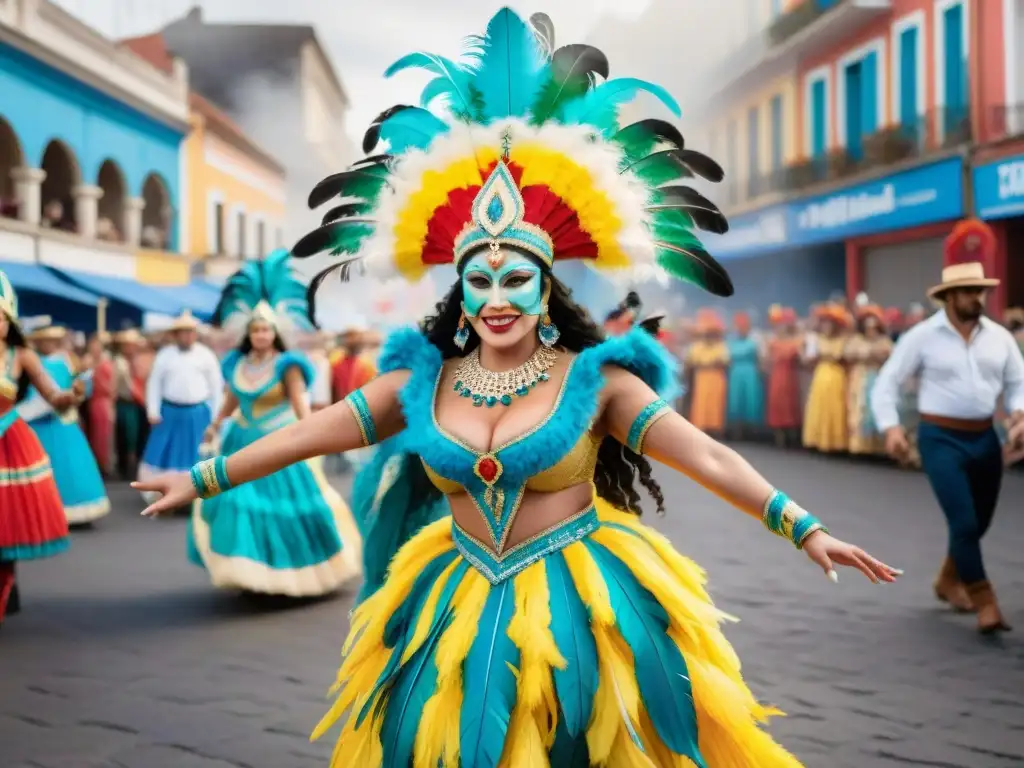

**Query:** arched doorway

left=141, top=172, right=171, bottom=249
left=96, top=159, right=126, bottom=242
left=0, top=117, right=24, bottom=218
left=40, top=140, right=80, bottom=231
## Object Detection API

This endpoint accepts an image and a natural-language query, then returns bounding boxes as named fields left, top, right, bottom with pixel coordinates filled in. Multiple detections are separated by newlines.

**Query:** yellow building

left=122, top=33, right=287, bottom=285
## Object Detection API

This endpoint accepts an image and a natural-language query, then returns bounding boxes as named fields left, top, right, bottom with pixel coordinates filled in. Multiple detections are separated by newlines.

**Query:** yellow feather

left=401, top=557, right=463, bottom=664
left=507, top=561, right=565, bottom=709
left=561, top=542, right=614, bottom=625
left=500, top=704, right=549, bottom=768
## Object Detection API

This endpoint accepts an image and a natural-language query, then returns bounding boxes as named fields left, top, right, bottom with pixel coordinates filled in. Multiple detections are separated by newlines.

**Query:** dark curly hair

left=420, top=263, right=666, bottom=516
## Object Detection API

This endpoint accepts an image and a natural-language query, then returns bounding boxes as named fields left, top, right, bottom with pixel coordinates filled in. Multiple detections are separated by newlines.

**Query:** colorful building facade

left=694, top=0, right=1024, bottom=316
left=122, top=33, right=288, bottom=283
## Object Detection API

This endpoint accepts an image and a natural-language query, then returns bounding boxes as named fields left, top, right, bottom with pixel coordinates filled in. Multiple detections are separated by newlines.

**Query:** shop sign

left=973, top=152, right=1024, bottom=221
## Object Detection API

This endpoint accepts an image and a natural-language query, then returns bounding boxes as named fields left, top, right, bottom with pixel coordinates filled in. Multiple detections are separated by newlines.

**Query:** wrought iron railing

left=989, top=104, right=1024, bottom=142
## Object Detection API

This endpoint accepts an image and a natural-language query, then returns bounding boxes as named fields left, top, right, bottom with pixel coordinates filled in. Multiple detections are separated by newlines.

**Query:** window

left=808, top=76, right=828, bottom=158
left=840, top=43, right=880, bottom=161
left=937, top=0, right=969, bottom=137
left=237, top=211, right=247, bottom=257
left=214, top=202, right=225, bottom=255
left=747, top=106, right=760, bottom=197
left=257, top=219, right=266, bottom=257
left=770, top=94, right=783, bottom=172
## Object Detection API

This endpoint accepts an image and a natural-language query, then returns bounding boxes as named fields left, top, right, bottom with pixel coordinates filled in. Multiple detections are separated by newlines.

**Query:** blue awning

left=149, top=280, right=220, bottom=318
left=0, top=260, right=101, bottom=306
left=49, top=268, right=188, bottom=317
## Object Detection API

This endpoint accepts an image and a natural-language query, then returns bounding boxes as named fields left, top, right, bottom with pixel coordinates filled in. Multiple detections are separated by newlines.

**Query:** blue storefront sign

left=705, top=157, right=964, bottom=259
left=973, top=152, right=1024, bottom=220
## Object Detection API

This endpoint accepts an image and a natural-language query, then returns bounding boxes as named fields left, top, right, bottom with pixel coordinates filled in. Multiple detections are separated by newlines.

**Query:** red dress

left=86, top=356, right=115, bottom=474
left=765, top=337, right=803, bottom=430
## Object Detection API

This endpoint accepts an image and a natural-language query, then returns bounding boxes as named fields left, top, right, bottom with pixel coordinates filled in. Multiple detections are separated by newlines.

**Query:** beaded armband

left=190, top=456, right=233, bottom=500
left=762, top=489, right=827, bottom=549
left=626, top=398, right=673, bottom=454
left=344, top=390, right=378, bottom=447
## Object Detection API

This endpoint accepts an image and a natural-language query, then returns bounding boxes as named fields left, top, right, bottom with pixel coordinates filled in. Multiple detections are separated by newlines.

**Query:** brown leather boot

left=965, top=581, right=1012, bottom=634
left=933, top=557, right=974, bottom=613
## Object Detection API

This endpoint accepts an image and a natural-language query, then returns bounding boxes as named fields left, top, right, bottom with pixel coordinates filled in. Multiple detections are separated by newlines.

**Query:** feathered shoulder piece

left=213, top=249, right=314, bottom=346
left=293, top=7, right=733, bottom=300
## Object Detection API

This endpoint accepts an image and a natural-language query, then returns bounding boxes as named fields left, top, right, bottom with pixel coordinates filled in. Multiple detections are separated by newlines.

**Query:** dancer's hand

left=801, top=529, right=903, bottom=585
left=132, top=472, right=197, bottom=516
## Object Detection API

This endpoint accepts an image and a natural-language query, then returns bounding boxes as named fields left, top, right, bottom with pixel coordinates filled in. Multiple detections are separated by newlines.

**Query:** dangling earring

left=454, top=311, right=470, bottom=350
left=538, top=308, right=560, bottom=347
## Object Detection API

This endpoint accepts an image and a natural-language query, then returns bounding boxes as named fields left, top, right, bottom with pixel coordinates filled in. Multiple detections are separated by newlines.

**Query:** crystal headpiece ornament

left=292, top=7, right=734, bottom=300
left=213, top=249, right=314, bottom=346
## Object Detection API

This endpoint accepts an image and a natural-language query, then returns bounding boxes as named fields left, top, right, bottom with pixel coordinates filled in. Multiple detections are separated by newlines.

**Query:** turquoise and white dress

left=187, top=349, right=362, bottom=597
left=19, top=353, right=110, bottom=525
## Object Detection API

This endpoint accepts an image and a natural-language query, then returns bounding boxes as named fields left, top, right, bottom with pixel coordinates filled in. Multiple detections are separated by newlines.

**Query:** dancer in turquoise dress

left=727, top=312, right=765, bottom=438
left=19, top=325, right=110, bottom=525
left=187, top=250, right=362, bottom=597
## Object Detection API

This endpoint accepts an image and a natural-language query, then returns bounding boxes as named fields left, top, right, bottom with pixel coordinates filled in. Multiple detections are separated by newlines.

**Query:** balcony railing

left=988, top=104, right=1024, bottom=143
left=768, top=0, right=841, bottom=47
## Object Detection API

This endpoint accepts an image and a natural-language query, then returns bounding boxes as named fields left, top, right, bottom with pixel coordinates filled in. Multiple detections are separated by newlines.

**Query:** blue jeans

left=917, top=423, right=1003, bottom=584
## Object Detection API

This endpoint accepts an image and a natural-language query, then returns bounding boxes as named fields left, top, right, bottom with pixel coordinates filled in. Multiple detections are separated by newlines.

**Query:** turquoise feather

left=261, top=249, right=313, bottom=331
left=377, top=107, right=450, bottom=152
left=585, top=541, right=704, bottom=766
left=466, top=7, right=548, bottom=121
left=547, top=552, right=598, bottom=736
left=383, top=52, right=477, bottom=117
left=357, top=554, right=464, bottom=728
left=559, top=77, right=681, bottom=134
left=550, top=715, right=591, bottom=767
left=459, top=580, right=520, bottom=768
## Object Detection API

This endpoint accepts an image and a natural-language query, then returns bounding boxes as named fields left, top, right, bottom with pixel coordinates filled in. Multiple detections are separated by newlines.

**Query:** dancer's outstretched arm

left=133, top=370, right=409, bottom=515
left=601, top=366, right=902, bottom=585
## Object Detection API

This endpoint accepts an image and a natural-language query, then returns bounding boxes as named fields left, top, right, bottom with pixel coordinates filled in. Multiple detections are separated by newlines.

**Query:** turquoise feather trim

left=215, top=249, right=313, bottom=333
left=551, top=716, right=591, bottom=767
left=586, top=540, right=704, bottom=766
left=547, top=552, right=599, bottom=736
left=220, top=349, right=243, bottom=380
left=273, top=350, right=316, bottom=388
left=350, top=436, right=449, bottom=606
left=459, top=580, right=520, bottom=768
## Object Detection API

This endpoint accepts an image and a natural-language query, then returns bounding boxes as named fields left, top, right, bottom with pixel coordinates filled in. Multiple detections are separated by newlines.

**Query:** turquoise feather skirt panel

left=187, top=418, right=362, bottom=597
left=28, top=415, right=110, bottom=525
left=313, top=500, right=803, bottom=767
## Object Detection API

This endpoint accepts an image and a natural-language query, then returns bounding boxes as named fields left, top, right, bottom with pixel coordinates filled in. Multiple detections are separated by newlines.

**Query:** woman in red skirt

left=765, top=306, right=804, bottom=448
left=0, top=271, right=82, bottom=626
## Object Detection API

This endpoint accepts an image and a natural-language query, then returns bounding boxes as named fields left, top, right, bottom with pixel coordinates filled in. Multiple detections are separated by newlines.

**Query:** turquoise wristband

left=626, top=398, right=672, bottom=454
left=190, top=457, right=233, bottom=500
left=762, top=489, right=827, bottom=549
left=344, top=389, right=378, bottom=447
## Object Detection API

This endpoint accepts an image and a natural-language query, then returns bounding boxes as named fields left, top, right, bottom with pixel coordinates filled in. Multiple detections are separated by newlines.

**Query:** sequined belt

left=452, top=504, right=599, bottom=584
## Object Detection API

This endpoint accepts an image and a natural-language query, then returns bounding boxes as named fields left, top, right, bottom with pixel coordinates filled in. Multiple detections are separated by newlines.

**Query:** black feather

left=615, top=119, right=683, bottom=149
left=552, top=43, right=609, bottom=81
left=362, top=105, right=416, bottom=154
left=624, top=290, right=642, bottom=309
left=619, top=149, right=692, bottom=180
left=321, top=202, right=373, bottom=225
left=529, top=12, right=556, bottom=54
left=672, top=149, right=725, bottom=183
left=307, top=170, right=388, bottom=210
left=351, top=153, right=393, bottom=168
left=639, top=314, right=664, bottom=335
left=650, top=185, right=728, bottom=234
left=292, top=219, right=373, bottom=258
left=307, top=262, right=355, bottom=321
left=656, top=241, right=734, bottom=297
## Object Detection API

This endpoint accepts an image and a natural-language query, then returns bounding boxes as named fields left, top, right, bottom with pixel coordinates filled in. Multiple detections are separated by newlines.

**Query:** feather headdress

left=213, top=249, right=314, bottom=346
left=294, top=7, right=733, bottom=301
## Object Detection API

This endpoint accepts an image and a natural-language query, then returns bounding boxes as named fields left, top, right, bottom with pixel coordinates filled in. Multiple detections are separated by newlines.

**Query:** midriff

left=447, top=481, right=594, bottom=551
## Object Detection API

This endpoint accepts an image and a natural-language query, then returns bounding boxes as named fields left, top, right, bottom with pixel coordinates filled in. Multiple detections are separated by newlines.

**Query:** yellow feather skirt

left=313, top=499, right=803, bottom=767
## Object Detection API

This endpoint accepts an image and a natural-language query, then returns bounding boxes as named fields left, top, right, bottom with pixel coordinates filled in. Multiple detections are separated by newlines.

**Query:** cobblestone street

left=1, top=447, right=1023, bottom=768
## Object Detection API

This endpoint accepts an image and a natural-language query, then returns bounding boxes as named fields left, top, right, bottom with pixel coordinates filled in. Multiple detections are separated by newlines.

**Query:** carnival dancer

left=687, top=308, right=729, bottom=435
left=765, top=306, right=803, bottom=448
left=113, top=329, right=150, bottom=481
left=187, top=250, right=361, bottom=596
left=873, top=220, right=1024, bottom=633
left=845, top=301, right=892, bottom=456
left=135, top=10, right=899, bottom=765
left=0, top=272, right=82, bottom=625
left=83, top=332, right=115, bottom=476
left=138, top=311, right=222, bottom=503
left=726, top=311, right=764, bottom=439
left=803, top=303, right=851, bottom=452
left=19, top=325, right=110, bottom=525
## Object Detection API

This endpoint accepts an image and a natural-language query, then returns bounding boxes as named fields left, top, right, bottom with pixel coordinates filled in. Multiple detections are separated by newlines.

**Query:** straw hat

left=167, top=310, right=200, bottom=332
left=28, top=325, right=68, bottom=342
left=928, top=219, right=1000, bottom=299
left=814, top=303, right=851, bottom=327
left=113, top=328, right=143, bottom=345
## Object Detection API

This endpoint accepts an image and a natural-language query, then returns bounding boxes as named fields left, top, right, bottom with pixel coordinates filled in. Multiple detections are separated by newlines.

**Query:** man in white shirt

left=872, top=220, right=1024, bottom=634
left=137, top=311, right=223, bottom=504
